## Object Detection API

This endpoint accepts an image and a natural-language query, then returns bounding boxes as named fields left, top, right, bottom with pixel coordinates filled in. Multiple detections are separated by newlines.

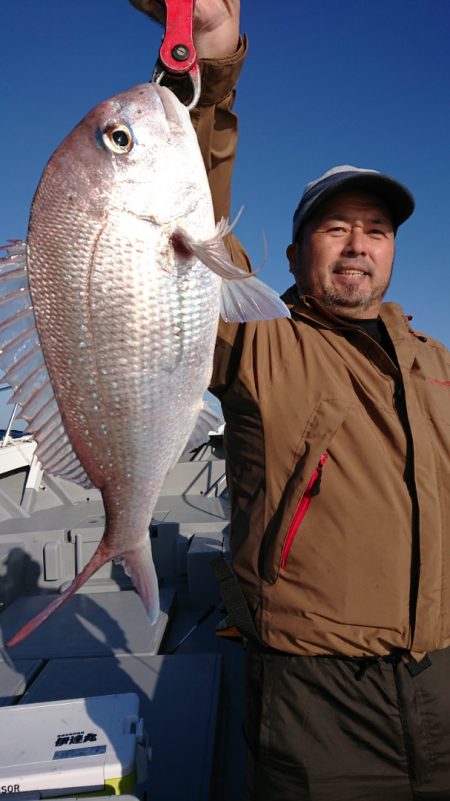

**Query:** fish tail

left=118, top=539, right=160, bottom=625
left=5, top=543, right=111, bottom=648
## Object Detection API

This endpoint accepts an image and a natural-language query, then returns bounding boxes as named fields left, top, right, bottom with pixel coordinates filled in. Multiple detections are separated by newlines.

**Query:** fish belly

left=27, top=210, right=221, bottom=550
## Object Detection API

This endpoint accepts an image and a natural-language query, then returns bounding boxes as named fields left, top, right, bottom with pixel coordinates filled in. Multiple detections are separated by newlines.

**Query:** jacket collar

left=281, top=285, right=417, bottom=369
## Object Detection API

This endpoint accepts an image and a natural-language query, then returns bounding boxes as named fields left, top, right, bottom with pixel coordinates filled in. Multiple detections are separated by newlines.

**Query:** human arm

left=191, top=36, right=247, bottom=224
left=129, top=1, right=251, bottom=394
left=129, top=0, right=244, bottom=222
left=188, top=14, right=254, bottom=395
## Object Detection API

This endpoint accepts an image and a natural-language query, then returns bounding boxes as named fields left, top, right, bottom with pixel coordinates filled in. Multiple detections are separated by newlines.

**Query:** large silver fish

left=0, top=83, right=289, bottom=646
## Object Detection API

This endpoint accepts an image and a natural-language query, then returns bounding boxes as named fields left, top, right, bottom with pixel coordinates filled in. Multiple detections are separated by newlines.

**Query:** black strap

left=354, top=651, right=432, bottom=680
left=405, top=653, right=432, bottom=676
left=354, top=650, right=404, bottom=681
left=211, top=556, right=262, bottom=644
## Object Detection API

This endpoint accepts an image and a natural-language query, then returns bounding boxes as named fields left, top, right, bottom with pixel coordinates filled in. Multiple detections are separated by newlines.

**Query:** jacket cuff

left=197, top=35, right=248, bottom=107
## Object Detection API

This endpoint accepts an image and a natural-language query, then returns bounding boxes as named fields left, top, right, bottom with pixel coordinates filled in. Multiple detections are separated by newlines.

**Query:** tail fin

left=117, top=538, right=160, bottom=624
left=5, top=537, right=160, bottom=648
left=5, top=543, right=111, bottom=648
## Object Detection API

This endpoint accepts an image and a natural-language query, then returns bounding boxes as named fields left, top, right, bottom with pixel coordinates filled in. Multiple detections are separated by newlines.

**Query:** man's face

left=286, top=191, right=395, bottom=319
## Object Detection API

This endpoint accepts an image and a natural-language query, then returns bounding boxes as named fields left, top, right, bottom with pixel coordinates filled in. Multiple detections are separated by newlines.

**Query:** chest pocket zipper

left=281, top=452, right=328, bottom=568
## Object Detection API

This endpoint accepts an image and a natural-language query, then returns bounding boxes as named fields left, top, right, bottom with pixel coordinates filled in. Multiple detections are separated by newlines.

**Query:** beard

left=320, top=279, right=390, bottom=314
left=296, top=258, right=393, bottom=318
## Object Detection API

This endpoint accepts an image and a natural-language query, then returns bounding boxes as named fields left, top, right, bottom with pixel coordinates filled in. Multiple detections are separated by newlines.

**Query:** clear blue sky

left=1, top=0, right=450, bottom=429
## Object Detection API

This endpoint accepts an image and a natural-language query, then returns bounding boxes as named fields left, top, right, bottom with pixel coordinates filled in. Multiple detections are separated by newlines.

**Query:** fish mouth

left=109, top=84, right=185, bottom=142
left=151, top=84, right=188, bottom=131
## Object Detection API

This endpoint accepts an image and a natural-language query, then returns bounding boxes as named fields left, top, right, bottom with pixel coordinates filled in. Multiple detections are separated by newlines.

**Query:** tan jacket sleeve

left=190, top=37, right=253, bottom=397
left=190, top=36, right=247, bottom=225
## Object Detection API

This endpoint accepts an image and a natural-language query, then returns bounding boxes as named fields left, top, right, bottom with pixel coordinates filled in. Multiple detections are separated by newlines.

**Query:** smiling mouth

left=335, top=269, right=367, bottom=276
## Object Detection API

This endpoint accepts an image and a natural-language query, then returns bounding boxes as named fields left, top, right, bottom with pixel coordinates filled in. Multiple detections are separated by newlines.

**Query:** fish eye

left=102, top=124, right=134, bottom=154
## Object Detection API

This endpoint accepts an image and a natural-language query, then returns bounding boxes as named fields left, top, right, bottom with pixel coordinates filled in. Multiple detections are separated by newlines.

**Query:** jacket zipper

left=281, top=452, right=328, bottom=568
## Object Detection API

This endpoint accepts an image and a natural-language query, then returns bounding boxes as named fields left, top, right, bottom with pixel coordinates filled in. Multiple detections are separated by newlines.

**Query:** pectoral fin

left=219, top=273, right=290, bottom=323
left=171, top=220, right=291, bottom=323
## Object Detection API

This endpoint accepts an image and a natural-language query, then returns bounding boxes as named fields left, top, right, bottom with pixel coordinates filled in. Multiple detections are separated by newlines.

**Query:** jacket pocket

left=259, top=398, right=349, bottom=583
left=280, top=451, right=328, bottom=568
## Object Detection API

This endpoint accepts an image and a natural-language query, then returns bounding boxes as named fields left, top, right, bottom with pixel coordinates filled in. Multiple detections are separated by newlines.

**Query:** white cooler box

left=0, top=693, right=148, bottom=798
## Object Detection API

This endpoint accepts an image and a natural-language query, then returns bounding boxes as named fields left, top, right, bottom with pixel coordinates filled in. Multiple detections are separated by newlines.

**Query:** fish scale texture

left=26, top=96, right=220, bottom=554
left=1, top=83, right=289, bottom=644
left=0, top=84, right=224, bottom=641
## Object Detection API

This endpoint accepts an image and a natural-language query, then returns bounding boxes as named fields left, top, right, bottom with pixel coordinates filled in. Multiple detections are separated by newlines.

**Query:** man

left=131, top=3, right=450, bottom=799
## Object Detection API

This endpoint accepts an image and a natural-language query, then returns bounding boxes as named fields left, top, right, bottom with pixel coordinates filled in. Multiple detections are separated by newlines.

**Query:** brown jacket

left=192, top=41, right=450, bottom=662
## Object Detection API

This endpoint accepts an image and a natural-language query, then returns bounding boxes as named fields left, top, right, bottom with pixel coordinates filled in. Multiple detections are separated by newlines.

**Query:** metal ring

left=151, top=67, right=200, bottom=111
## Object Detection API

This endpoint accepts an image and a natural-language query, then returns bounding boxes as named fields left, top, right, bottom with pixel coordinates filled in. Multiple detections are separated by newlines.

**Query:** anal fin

left=183, top=400, right=223, bottom=453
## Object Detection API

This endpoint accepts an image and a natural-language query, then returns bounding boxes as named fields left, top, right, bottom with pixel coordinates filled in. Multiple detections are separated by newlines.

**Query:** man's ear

left=286, top=242, right=298, bottom=276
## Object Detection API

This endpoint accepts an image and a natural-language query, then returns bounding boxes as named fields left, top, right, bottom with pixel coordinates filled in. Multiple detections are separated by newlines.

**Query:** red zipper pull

left=310, top=452, right=328, bottom=497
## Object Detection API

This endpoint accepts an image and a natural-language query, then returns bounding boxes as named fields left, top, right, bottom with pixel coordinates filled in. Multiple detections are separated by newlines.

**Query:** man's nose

left=342, top=228, right=367, bottom=257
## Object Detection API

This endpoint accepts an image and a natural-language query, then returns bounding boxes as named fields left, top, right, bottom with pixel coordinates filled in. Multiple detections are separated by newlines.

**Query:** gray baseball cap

left=292, top=164, right=415, bottom=242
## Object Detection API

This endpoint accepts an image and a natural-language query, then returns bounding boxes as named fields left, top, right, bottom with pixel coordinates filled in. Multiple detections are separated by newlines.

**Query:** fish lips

left=119, top=83, right=189, bottom=142
left=153, top=84, right=191, bottom=131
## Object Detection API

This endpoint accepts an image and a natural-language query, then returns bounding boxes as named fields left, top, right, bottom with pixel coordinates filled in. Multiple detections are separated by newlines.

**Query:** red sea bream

left=0, top=83, right=289, bottom=646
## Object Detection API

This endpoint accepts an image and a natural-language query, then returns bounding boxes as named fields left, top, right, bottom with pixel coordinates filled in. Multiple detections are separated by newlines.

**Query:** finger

left=128, top=0, right=166, bottom=24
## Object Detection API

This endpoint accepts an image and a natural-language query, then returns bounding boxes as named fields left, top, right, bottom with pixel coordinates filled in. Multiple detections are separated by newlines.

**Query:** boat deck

left=0, top=435, right=246, bottom=801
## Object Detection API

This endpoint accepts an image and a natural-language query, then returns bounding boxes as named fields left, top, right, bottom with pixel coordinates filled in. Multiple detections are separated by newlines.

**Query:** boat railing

left=0, top=384, right=18, bottom=448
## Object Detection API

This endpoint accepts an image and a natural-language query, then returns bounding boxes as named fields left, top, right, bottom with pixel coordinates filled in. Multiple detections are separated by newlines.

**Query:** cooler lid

left=0, top=693, right=140, bottom=793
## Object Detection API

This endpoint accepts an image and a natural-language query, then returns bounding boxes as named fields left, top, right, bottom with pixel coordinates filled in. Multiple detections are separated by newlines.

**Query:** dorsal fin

left=0, top=242, right=92, bottom=488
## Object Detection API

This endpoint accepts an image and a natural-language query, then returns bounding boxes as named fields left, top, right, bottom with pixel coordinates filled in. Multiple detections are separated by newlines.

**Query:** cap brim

left=293, top=171, right=415, bottom=241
